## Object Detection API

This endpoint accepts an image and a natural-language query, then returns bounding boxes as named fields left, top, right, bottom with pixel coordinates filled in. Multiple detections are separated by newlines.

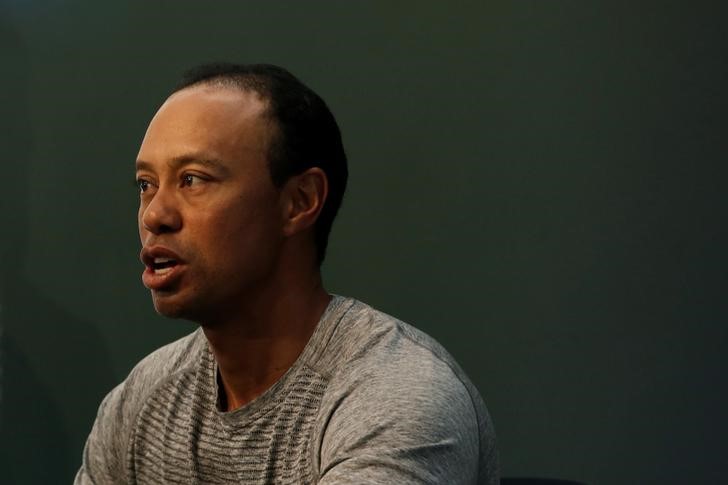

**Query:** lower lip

left=142, top=264, right=185, bottom=290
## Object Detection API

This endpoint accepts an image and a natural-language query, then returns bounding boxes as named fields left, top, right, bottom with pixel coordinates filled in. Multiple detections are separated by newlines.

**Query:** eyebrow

left=135, top=156, right=231, bottom=176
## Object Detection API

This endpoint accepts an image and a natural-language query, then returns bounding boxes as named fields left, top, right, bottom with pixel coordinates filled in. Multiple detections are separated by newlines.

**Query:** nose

left=139, top=187, right=182, bottom=235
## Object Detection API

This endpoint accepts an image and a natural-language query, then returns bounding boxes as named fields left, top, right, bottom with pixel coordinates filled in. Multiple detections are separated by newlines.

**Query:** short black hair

left=174, top=62, right=348, bottom=264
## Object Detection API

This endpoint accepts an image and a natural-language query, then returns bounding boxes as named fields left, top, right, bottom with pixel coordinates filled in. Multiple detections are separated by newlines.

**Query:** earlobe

left=282, top=168, right=328, bottom=237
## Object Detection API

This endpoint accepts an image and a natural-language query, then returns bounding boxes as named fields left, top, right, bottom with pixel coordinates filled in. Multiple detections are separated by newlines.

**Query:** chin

left=151, top=292, right=198, bottom=321
left=152, top=302, right=185, bottom=319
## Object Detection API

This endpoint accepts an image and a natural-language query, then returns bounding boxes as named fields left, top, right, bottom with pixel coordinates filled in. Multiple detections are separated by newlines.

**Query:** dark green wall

left=2, top=2, right=726, bottom=483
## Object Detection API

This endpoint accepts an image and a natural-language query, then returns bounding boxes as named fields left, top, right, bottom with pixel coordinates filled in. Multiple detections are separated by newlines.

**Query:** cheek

left=137, top=207, right=146, bottom=242
left=183, top=186, right=283, bottom=256
left=202, top=201, right=281, bottom=257
left=222, top=190, right=282, bottom=232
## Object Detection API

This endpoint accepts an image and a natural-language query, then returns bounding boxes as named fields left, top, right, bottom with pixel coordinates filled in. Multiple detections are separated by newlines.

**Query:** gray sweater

left=76, top=296, right=499, bottom=484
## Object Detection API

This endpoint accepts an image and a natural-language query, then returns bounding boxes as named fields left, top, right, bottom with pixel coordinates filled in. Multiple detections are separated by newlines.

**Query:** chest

left=128, top=369, right=328, bottom=485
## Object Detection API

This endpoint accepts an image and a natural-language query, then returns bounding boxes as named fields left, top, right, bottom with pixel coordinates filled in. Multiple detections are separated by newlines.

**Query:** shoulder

left=318, top=298, right=480, bottom=398
left=76, top=329, right=206, bottom=484
left=123, top=327, right=206, bottom=395
left=102, top=327, right=206, bottom=437
left=312, top=298, right=499, bottom=484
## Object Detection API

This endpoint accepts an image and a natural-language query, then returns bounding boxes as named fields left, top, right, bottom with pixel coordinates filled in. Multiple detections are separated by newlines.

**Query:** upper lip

left=140, top=245, right=184, bottom=268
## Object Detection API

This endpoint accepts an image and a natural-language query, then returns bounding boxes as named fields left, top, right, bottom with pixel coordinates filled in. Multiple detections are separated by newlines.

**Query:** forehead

left=137, top=84, right=271, bottom=169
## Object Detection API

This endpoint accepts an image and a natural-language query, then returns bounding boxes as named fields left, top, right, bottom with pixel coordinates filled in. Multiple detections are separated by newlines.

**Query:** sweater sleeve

left=74, top=382, right=129, bottom=485
left=74, top=330, right=204, bottom=484
left=314, top=348, right=493, bottom=485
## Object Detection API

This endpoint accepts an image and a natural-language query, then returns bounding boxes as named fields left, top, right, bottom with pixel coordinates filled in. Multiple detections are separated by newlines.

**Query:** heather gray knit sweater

left=76, top=296, right=499, bottom=484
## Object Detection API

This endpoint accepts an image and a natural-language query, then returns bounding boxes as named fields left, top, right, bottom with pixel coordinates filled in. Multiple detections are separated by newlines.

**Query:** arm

left=74, top=383, right=128, bottom=485
left=316, top=355, right=485, bottom=484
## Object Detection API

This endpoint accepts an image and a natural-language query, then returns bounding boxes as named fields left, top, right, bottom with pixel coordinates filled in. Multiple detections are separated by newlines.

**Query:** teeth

left=151, top=257, right=177, bottom=274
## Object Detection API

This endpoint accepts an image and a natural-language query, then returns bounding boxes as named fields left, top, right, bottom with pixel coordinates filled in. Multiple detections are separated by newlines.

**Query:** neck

left=202, top=269, right=331, bottom=411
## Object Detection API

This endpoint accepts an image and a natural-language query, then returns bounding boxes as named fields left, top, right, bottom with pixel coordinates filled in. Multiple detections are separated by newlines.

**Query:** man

left=76, top=63, right=499, bottom=484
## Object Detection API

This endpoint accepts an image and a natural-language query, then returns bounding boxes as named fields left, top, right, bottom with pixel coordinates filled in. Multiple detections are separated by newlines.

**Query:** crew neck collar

left=205, top=294, right=354, bottom=428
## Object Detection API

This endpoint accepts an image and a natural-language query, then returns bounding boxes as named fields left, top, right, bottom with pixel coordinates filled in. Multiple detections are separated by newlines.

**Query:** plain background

left=1, top=2, right=726, bottom=484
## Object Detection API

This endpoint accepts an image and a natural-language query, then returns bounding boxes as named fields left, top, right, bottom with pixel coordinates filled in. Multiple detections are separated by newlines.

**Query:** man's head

left=175, top=63, right=348, bottom=264
left=135, top=63, right=347, bottom=321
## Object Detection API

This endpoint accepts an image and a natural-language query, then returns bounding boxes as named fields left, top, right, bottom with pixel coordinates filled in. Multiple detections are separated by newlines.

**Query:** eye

left=182, top=173, right=204, bottom=187
left=136, top=178, right=150, bottom=193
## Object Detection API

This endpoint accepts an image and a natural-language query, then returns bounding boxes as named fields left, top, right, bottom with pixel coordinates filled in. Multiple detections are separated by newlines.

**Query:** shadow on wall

left=0, top=16, right=116, bottom=484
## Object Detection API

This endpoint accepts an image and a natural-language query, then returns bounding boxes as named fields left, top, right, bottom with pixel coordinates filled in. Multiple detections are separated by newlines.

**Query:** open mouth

left=152, top=258, right=178, bottom=274
left=140, top=247, right=185, bottom=290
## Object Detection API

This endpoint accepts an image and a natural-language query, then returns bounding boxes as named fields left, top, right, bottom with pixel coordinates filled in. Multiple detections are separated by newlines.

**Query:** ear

left=281, top=167, right=328, bottom=237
